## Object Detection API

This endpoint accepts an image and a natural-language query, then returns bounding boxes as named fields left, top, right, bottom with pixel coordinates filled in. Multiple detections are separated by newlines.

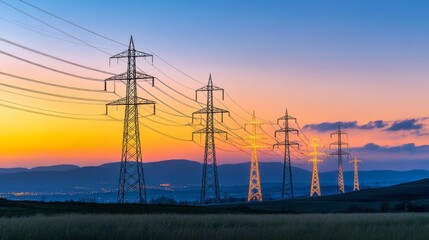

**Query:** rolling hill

left=234, top=178, right=429, bottom=213
left=0, top=160, right=427, bottom=193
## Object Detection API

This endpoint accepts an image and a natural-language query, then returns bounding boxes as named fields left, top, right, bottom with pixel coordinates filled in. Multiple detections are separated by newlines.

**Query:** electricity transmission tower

left=350, top=155, right=362, bottom=191
left=245, top=111, right=263, bottom=202
left=274, top=109, right=299, bottom=199
left=308, top=137, right=324, bottom=197
left=105, top=36, right=156, bottom=204
left=329, top=125, right=350, bottom=194
left=192, top=74, right=229, bottom=204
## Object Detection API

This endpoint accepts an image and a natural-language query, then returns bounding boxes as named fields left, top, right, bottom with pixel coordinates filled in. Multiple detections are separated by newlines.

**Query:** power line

left=156, top=77, right=204, bottom=104
left=143, top=58, right=195, bottom=91
left=0, top=81, right=110, bottom=102
left=147, top=50, right=204, bottom=86
left=139, top=114, right=191, bottom=127
left=296, top=119, right=311, bottom=144
left=9, top=0, right=279, bottom=144
left=0, top=71, right=107, bottom=92
left=139, top=121, right=193, bottom=142
left=137, top=84, right=189, bottom=118
left=0, top=87, right=104, bottom=105
left=16, top=0, right=205, bottom=92
left=153, top=85, right=198, bottom=110
left=0, top=98, right=104, bottom=116
left=0, top=0, right=112, bottom=56
left=0, top=50, right=103, bottom=81
left=0, top=37, right=116, bottom=75
left=17, top=0, right=128, bottom=47
left=0, top=16, right=94, bottom=47
left=0, top=101, right=113, bottom=121
left=6, top=0, right=299, bottom=159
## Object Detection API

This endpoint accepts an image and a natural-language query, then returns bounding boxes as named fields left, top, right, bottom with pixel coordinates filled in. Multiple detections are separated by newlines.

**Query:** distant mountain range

left=0, top=159, right=428, bottom=192
left=0, top=164, right=79, bottom=174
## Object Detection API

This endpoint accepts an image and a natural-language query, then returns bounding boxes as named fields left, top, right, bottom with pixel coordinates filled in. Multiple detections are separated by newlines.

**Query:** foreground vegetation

left=0, top=213, right=427, bottom=240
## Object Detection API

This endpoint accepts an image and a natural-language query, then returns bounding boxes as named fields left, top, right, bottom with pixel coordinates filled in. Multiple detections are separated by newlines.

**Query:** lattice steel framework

left=350, top=155, right=362, bottom=191
left=105, top=36, right=155, bottom=204
left=246, top=111, right=263, bottom=202
left=329, top=125, right=350, bottom=194
left=192, top=74, right=229, bottom=204
left=308, top=137, right=324, bottom=197
left=274, top=109, right=299, bottom=199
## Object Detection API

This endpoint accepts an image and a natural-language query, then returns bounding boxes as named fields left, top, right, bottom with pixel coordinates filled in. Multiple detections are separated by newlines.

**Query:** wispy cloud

left=385, top=119, right=424, bottom=132
left=303, top=120, right=387, bottom=132
left=356, top=142, right=429, bottom=153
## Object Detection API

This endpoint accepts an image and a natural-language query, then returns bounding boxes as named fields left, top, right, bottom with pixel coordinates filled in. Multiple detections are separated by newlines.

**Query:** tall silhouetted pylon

left=192, top=74, right=229, bottom=204
left=329, top=125, right=350, bottom=194
left=274, top=109, right=299, bottom=199
left=105, top=36, right=156, bottom=204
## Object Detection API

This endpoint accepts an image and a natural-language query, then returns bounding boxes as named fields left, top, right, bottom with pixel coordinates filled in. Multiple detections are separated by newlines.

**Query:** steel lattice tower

left=350, top=155, right=362, bottom=191
left=192, top=74, right=229, bottom=204
left=274, top=109, right=299, bottom=199
left=105, top=36, right=156, bottom=204
left=329, top=125, right=350, bottom=194
left=308, top=137, right=324, bottom=197
left=246, top=111, right=263, bottom=202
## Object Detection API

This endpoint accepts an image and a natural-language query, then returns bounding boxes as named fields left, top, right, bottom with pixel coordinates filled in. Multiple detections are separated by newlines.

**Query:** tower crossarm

left=274, top=127, right=298, bottom=137
left=104, top=72, right=155, bottom=90
left=192, top=127, right=228, bottom=141
left=106, top=97, right=156, bottom=115
left=244, top=122, right=262, bottom=129
left=110, top=49, right=153, bottom=61
left=330, top=130, right=348, bottom=138
left=277, top=115, right=297, bottom=124
left=195, top=86, right=225, bottom=101
left=350, top=156, right=362, bottom=164
left=329, top=150, right=350, bottom=156
left=329, top=141, right=349, bottom=148
left=350, top=160, right=362, bottom=164
left=273, top=140, right=299, bottom=149
left=192, top=107, right=229, bottom=123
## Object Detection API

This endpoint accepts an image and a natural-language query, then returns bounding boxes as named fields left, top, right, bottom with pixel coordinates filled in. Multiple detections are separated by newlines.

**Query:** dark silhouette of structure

left=329, top=125, right=350, bottom=194
left=192, top=74, right=229, bottom=204
left=274, top=109, right=299, bottom=199
left=105, top=36, right=155, bottom=204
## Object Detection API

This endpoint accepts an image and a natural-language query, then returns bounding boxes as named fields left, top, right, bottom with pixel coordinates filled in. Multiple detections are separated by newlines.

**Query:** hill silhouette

left=0, top=178, right=427, bottom=217
left=0, top=160, right=427, bottom=192
left=236, top=178, right=429, bottom=213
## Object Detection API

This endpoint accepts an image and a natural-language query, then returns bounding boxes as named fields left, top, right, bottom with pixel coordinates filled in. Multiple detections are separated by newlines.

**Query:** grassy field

left=221, top=178, right=429, bottom=213
left=0, top=213, right=427, bottom=240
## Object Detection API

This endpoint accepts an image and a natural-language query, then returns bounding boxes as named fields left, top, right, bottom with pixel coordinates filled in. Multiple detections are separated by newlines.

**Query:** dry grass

left=0, top=213, right=428, bottom=240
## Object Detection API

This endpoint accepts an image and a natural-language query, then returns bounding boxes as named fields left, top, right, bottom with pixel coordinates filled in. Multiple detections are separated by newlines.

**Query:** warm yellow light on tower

left=350, top=155, right=362, bottom=191
left=246, top=110, right=263, bottom=202
left=308, top=137, right=325, bottom=197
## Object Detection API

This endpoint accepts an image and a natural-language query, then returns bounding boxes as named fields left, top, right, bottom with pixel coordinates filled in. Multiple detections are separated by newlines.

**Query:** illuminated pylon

left=105, top=36, right=156, bottom=204
left=350, top=155, right=362, bottom=191
left=329, top=125, right=350, bottom=194
left=192, top=74, right=229, bottom=204
left=246, top=111, right=263, bottom=202
left=274, top=109, right=299, bottom=199
left=307, top=137, right=325, bottom=197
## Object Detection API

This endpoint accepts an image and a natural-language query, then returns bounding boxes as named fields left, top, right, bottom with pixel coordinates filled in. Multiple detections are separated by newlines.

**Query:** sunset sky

left=0, top=0, right=429, bottom=170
